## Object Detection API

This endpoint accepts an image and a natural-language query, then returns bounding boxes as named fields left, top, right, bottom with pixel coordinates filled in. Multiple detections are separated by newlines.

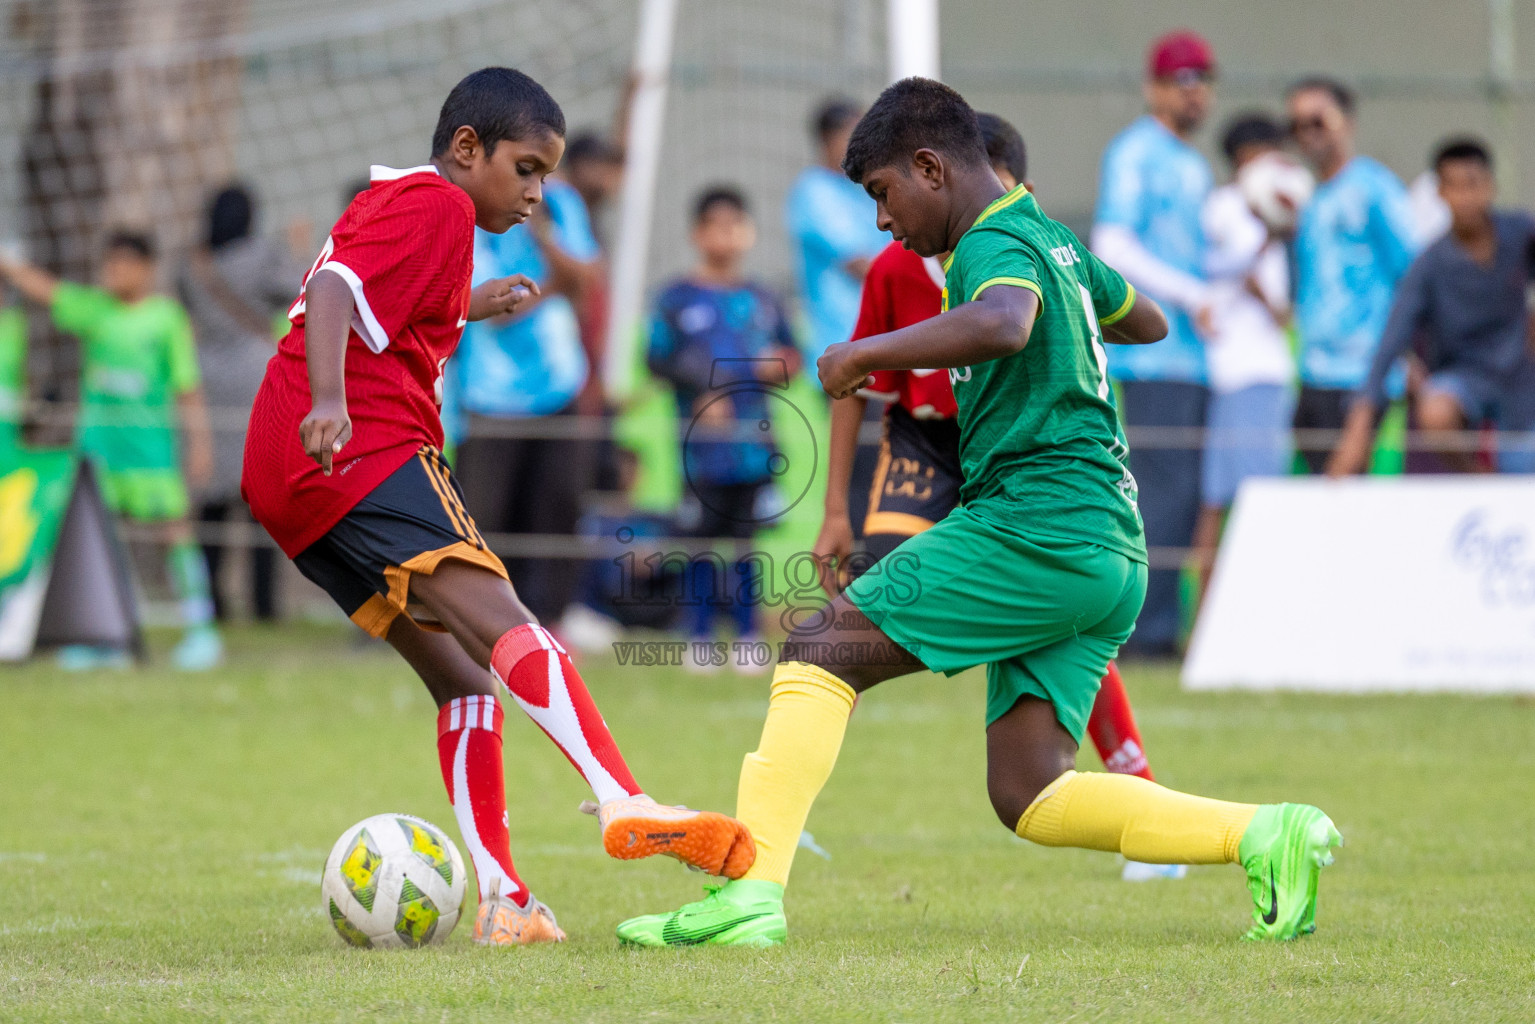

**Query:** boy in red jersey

left=813, top=113, right=1183, bottom=882
left=242, top=68, right=753, bottom=946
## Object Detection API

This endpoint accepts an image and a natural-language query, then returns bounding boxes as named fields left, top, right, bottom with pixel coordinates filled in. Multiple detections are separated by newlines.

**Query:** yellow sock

left=1015, top=770, right=1258, bottom=864
left=737, top=662, right=857, bottom=886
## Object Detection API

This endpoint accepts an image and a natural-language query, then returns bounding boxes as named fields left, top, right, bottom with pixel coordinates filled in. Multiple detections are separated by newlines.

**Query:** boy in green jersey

left=617, top=79, right=1340, bottom=947
left=1, top=232, right=222, bottom=669
left=0, top=303, right=24, bottom=453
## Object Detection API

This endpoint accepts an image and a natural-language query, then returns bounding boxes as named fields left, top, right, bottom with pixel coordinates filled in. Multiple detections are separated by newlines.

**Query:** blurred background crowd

left=1, top=0, right=1532, bottom=669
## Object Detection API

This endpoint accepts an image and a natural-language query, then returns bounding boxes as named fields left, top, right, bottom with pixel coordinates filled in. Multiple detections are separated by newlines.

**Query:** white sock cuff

left=437, top=694, right=504, bottom=735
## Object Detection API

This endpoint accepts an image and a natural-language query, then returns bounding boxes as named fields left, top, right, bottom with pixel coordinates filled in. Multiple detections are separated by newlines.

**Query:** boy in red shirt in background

left=242, top=68, right=753, bottom=946
left=813, top=112, right=1182, bottom=882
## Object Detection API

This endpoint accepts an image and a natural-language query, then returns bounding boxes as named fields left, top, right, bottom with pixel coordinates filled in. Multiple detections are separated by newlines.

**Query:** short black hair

left=842, top=77, right=988, bottom=185
left=1221, top=113, right=1284, bottom=165
left=1433, top=136, right=1493, bottom=173
left=104, top=230, right=155, bottom=261
left=207, top=184, right=254, bottom=250
left=976, top=112, right=1026, bottom=183
left=1287, top=76, right=1356, bottom=117
left=565, top=131, right=622, bottom=166
left=694, top=185, right=749, bottom=223
left=431, top=67, right=565, bottom=158
left=813, top=97, right=862, bottom=143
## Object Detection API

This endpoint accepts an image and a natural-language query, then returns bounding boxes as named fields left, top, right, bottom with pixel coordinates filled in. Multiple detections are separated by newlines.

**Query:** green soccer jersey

left=52, top=282, right=199, bottom=473
left=0, top=305, right=25, bottom=449
left=940, top=185, right=1145, bottom=562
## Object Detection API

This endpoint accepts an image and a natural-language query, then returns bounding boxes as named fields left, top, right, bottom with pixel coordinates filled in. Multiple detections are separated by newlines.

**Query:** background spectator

left=561, top=447, right=682, bottom=653
left=0, top=233, right=221, bottom=669
left=1091, top=30, right=1215, bottom=657
left=785, top=97, right=887, bottom=372
left=1192, top=114, right=1294, bottom=599
left=648, top=186, right=797, bottom=674
left=178, top=184, right=303, bottom=622
left=1332, top=139, right=1535, bottom=476
left=451, top=177, right=602, bottom=627
left=0, top=294, right=22, bottom=453
left=562, top=131, right=627, bottom=242
left=1285, top=77, right=1418, bottom=473
left=559, top=130, right=628, bottom=492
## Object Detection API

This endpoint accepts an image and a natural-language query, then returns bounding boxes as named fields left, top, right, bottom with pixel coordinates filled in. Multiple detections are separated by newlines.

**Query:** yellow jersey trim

left=970, top=276, right=1044, bottom=305
left=941, top=185, right=1032, bottom=275
left=973, top=184, right=1030, bottom=229
left=1099, top=283, right=1137, bottom=326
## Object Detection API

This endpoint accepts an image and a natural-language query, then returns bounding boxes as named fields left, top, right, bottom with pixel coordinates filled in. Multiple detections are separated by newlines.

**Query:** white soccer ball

left=321, top=813, right=467, bottom=948
left=1238, top=151, right=1315, bottom=232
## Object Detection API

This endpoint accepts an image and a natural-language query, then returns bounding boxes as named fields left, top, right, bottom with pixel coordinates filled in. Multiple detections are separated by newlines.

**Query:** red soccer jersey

left=242, top=165, right=475, bottom=557
left=852, top=241, right=957, bottom=420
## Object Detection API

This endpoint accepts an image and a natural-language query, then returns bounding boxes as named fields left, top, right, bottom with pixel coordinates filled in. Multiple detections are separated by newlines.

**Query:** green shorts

left=96, top=465, right=190, bottom=522
left=844, top=504, right=1146, bottom=740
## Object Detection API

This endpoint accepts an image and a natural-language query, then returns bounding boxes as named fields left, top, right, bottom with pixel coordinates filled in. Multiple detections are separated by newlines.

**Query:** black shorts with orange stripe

left=861, top=404, right=963, bottom=563
left=293, top=445, right=508, bottom=638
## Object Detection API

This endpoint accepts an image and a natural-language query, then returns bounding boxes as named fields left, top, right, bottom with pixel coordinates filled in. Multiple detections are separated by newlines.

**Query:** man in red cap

left=1090, top=30, right=1216, bottom=658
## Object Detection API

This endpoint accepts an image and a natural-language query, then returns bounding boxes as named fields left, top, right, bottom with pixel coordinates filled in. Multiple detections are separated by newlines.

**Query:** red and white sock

left=1087, top=661, right=1155, bottom=781
left=436, top=694, right=529, bottom=906
left=491, top=623, right=643, bottom=805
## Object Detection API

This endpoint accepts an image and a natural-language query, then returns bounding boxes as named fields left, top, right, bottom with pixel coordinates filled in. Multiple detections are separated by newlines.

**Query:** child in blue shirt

left=648, top=187, right=799, bottom=671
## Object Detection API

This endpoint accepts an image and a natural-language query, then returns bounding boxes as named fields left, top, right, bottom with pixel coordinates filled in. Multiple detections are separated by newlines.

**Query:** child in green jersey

left=0, top=232, right=222, bottom=670
left=617, top=78, right=1340, bottom=947
left=0, top=302, right=24, bottom=453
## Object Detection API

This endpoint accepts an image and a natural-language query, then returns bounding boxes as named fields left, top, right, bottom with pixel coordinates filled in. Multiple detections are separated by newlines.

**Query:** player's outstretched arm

left=1100, top=291, right=1168, bottom=346
left=297, top=268, right=354, bottom=476
left=1326, top=399, right=1378, bottom=478
left=0, top=256, right=60, bottom=308
left=176, top=388, right=215, bottom=492
left=816, top=285, right=1037, bottom=399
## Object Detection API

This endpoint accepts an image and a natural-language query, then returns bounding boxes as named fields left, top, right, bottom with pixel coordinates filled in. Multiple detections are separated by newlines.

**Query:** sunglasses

left=1161, top=68, right=1214, bottom=87
left=1289, top=116, right=1331, bottom=135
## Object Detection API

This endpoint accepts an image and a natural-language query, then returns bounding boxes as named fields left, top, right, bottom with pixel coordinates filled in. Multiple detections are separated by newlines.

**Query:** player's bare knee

left=777, top=631, right=882, bottom=691
left=987, top=759, right=1068, bottom=830
left=988, top=766, right=1064, bottom=830
left=1417, top=391, right=1465, bottom=432
left=987, top=781, right=1030, bottom=830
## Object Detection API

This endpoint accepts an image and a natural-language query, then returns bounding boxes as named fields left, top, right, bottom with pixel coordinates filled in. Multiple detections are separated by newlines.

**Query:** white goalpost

left=600, top=0, right=679, bottom=401
left=600, top=0, right=942, bottom=401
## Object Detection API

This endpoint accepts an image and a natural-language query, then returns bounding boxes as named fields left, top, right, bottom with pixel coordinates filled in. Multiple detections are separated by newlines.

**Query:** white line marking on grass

left=0, top=915, right=96, bottom=936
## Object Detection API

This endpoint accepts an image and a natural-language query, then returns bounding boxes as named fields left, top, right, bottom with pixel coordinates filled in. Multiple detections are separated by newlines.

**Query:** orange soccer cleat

left=592, top=796, right=757, bottom=878
left=471, top=887, right=566, bottom=946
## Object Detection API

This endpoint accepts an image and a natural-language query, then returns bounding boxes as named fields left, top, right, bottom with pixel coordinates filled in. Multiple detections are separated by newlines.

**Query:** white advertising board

left=1183, top=476, right=1535, bottom=693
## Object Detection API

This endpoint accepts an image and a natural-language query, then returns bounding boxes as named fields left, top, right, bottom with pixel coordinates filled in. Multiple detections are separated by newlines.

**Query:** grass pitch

left=2, top=624, right=1532, bottom=1022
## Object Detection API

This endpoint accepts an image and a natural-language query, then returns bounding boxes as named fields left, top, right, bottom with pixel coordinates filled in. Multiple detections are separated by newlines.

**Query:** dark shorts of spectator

left=1292, top=385, right=1385, bottom=475
left=454, top=407, right=597, bottom=623
left=1426, top=362, right=1535, bottom=473
left=684, top=479, right=768, bottom=543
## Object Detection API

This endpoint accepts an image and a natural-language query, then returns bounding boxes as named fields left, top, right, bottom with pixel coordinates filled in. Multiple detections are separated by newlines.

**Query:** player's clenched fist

left=816, top=340, right=875, bottom=400
left=468, top=274, right=540, bottom=322
left=300, top=399, right=352, bottom=476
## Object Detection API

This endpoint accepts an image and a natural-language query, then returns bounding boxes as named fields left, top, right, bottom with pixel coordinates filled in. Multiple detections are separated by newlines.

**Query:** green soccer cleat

left=615, top=879, right=787, bottom=948
left=1237, top=803, right=1342, bottom=941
